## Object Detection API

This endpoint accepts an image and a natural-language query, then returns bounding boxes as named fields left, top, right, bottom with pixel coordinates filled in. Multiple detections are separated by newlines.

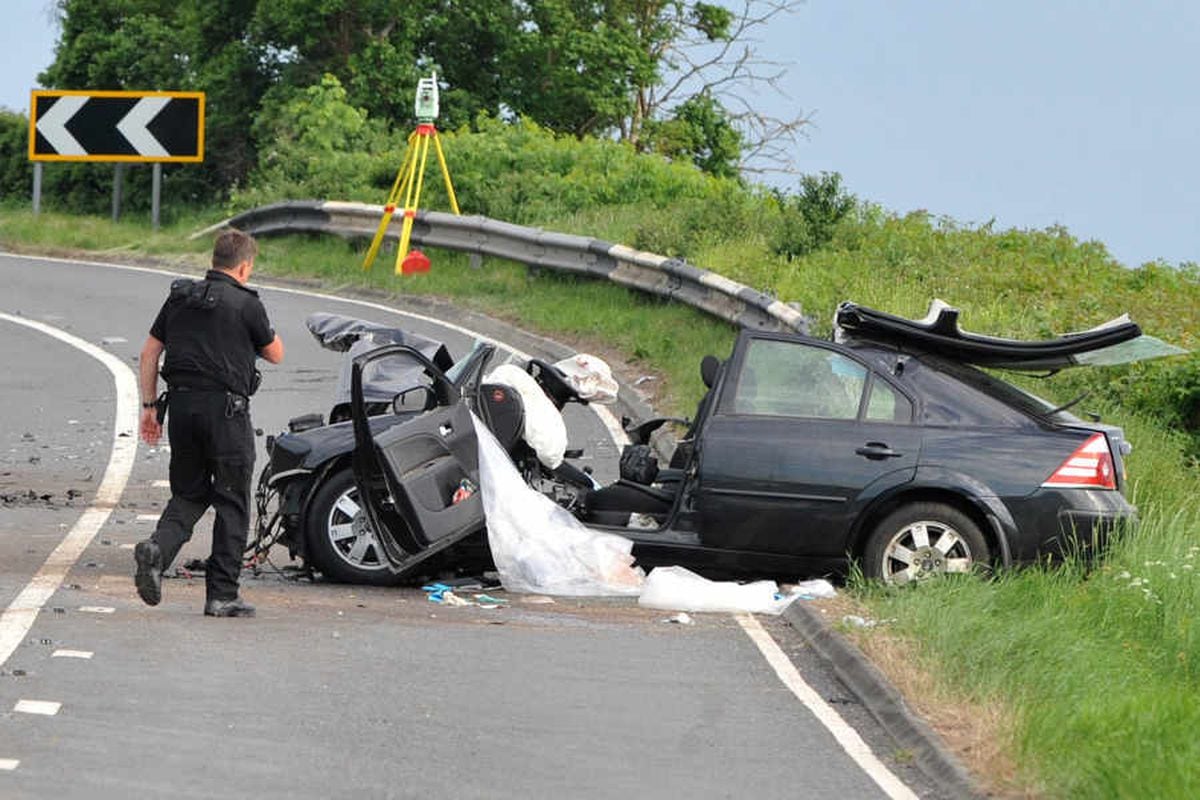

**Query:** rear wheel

left=305, top=467, right=402, bottom=586
left=863, top=502, right=990, bottom=585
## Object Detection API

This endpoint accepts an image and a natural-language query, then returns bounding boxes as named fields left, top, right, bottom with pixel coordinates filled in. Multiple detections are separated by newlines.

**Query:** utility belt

left=160, top=375, right=251, bottom=421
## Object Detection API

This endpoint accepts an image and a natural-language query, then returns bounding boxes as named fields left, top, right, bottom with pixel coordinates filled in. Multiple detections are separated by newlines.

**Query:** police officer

left=134, top=229, right=284, bottom=617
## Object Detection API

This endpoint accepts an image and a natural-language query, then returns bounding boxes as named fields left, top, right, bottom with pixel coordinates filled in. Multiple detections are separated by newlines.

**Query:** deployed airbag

left=483, top=363, right=568, bottom=469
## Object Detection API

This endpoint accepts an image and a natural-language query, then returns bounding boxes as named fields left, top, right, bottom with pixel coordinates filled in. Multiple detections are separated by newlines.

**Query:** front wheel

left=305, top=467, right=402, bottom=586
left=863, top=502, right=990, bottom=585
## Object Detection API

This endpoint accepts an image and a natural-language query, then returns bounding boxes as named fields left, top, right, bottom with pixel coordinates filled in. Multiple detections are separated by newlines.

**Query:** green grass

left=3, top=202, right=1200, bottom=797
left=854, top=494, right=1200, bottom=798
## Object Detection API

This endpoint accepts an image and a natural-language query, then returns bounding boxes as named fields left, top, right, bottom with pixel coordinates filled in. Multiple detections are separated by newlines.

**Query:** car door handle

left=855, top=442, right=903, bottom=460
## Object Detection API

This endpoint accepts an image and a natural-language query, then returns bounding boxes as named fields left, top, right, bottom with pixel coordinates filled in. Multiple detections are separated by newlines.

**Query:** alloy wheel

left=880, top=519, right=974, bottom=585
left=325, top=487, right=388, bottom=572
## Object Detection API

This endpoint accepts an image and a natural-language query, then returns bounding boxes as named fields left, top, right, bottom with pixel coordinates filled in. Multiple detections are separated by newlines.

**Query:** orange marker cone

left=401, top=249, right=431, bottom=274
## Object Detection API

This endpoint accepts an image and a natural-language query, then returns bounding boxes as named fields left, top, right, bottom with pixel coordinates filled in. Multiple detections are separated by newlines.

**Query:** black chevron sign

left=28, top=91, right=205, bottom=163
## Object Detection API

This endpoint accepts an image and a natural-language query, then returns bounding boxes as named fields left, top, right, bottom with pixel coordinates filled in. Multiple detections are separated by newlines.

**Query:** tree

left=622, top=0, right=809, bottom=174
left=642, top=91, right=742, bottom=177
left=39, top=0, right=269, bottom=199
left=250, top=0, right=423, bottom=125
left=35, top=0, right=812, bottom=199
left=498, top=1, right=808, bottom=175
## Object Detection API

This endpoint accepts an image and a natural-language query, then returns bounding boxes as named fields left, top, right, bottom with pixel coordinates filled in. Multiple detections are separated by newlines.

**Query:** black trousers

left=152, top=390, right=254, bottom=601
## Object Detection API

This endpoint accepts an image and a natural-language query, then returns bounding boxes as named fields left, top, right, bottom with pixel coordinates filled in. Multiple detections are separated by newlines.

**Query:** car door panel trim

left=705, top=487, right=848, bottom=504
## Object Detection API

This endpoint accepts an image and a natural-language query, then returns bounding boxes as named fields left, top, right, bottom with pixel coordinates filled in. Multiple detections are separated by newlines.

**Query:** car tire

left=305, top=467, right=402, bottom=586
left=863, top=502, right=990, bottom=585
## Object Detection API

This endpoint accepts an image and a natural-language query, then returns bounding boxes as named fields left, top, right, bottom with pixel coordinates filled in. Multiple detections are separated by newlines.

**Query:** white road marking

left=736, top=614, right=919, bottom=800
left=0, top=312, right=138, bottom=669
left=52, top=649, right=94, bottom=659
left=14, top=700, right=62, bottom=716
left=0, top=758, right=19, bottom=770
left=79, top=606, right=116, bottom=614
left=136, top=513, right=161, bottom=522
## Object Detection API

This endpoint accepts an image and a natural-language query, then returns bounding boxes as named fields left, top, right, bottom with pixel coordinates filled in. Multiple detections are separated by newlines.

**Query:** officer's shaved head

left=212, top=229, right=258, bottom=270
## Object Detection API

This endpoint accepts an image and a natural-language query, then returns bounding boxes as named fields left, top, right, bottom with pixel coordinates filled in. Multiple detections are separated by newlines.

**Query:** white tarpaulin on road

left=472, top=413, right=644, bottom=596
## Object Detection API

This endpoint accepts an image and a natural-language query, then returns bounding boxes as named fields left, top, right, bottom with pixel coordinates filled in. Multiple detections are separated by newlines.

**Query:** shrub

left=770, top=171, right=857, bottom=259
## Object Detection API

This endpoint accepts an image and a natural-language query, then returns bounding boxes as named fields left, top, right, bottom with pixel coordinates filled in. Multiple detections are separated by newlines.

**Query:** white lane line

left=0, top=253, right=632, bottom=448
left=736, top=614, right=918, bottom=800
left=79, top=606, right=116, bottom=614
left=14, top=700, right=62, bottom=716
left=0, top=312, right=139, bottom=669
left=0, top=758, right=19, bottom=771
left=52, top=649, right=94, bottom=659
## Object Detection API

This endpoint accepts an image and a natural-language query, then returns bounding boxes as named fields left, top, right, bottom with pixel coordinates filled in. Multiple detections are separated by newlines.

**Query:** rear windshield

left=920, top=355, right=1078, bottom=423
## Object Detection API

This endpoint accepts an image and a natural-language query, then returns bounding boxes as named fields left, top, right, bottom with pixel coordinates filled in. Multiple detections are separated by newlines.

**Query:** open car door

left=349, top=343, right=492, bottom=578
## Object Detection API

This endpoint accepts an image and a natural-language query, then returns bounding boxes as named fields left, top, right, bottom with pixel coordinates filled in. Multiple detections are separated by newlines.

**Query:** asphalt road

left=0, top=252, right=940, bottom=799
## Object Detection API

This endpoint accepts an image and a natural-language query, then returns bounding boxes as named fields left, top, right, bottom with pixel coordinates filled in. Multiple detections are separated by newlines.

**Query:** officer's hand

left=140, top=407, right=162, bottom=446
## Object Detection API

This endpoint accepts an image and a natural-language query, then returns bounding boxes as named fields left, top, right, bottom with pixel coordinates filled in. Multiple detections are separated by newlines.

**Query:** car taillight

left=1042, top=433, right=1116, bottom=490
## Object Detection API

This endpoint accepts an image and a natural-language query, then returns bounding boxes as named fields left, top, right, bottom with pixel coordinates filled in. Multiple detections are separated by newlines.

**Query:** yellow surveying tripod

left=362, top=75, right=460, bottom=275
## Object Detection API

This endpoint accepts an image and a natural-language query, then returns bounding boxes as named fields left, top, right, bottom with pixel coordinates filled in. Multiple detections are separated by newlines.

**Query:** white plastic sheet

left=472, top=413, right=644, bottom=596
left=553, top=354, right=619, bottom=404
left=638, top=566, right=819, bottom=615
left=483, top=363, right=568, bottom=469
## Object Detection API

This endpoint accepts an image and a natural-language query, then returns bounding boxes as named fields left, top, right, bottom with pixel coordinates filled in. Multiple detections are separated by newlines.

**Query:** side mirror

left=393, top=385, right=437, bottom=414
left=700, top=355, right=720, bottom=389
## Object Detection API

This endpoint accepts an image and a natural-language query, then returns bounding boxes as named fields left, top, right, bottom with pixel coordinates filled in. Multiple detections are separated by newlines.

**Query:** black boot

left=134, top=540, right=163, bottom=606
left=204, top=597, right=256, bottom=618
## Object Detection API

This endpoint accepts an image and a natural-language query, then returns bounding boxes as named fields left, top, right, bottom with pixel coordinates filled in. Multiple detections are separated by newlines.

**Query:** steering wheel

left=526, top=358, right=584, bottom=409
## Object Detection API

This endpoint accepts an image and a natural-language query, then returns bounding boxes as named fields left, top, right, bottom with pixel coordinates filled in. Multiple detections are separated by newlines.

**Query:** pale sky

left=3, top=0, right=1196, bottom=269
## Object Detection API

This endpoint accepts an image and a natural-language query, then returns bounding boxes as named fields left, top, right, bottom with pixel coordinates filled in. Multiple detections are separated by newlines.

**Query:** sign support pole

left=32, top=163, right=42, bottom=216
left=111, top=165, right=124, bottom=223
left=151, top=163, right=162, bottom=231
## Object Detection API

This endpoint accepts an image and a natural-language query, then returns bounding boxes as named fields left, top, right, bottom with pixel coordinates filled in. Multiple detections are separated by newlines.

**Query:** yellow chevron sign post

left=28, top=90, right=205, bottom=228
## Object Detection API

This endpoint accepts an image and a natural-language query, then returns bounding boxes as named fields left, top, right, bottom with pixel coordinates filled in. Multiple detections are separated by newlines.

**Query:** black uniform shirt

left=150, top=270, right=275, bottom=397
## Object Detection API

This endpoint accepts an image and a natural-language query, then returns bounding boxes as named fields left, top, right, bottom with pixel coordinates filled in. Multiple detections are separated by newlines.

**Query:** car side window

left=865, top=377, right=913, bottom=423
left=732, top=339, right=867, bottom=419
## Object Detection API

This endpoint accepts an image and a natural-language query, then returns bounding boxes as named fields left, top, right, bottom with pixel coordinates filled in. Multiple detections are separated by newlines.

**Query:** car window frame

left=715, top=333, right=916, bottom=425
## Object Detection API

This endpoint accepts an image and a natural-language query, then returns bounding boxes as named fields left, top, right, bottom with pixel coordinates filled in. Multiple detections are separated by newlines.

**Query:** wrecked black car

left=252, top=313, right=600, bottom=584
left=256, top=302, right=1182, bottom=586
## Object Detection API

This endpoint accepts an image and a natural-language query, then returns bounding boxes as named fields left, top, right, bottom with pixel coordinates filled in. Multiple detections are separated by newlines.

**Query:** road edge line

left=736, top=613, right=919, bottom=799
left=782, top=601, right=985, bottom=799
left=0, top=312, right=139, bottom=667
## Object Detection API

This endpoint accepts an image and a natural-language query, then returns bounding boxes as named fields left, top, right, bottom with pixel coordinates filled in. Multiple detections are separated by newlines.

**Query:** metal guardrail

left=194, top=200, right=809, bottom=334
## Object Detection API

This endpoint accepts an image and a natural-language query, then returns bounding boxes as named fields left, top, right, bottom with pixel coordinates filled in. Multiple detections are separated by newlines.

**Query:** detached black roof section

left=834, top=299, right=1185, bottom=370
